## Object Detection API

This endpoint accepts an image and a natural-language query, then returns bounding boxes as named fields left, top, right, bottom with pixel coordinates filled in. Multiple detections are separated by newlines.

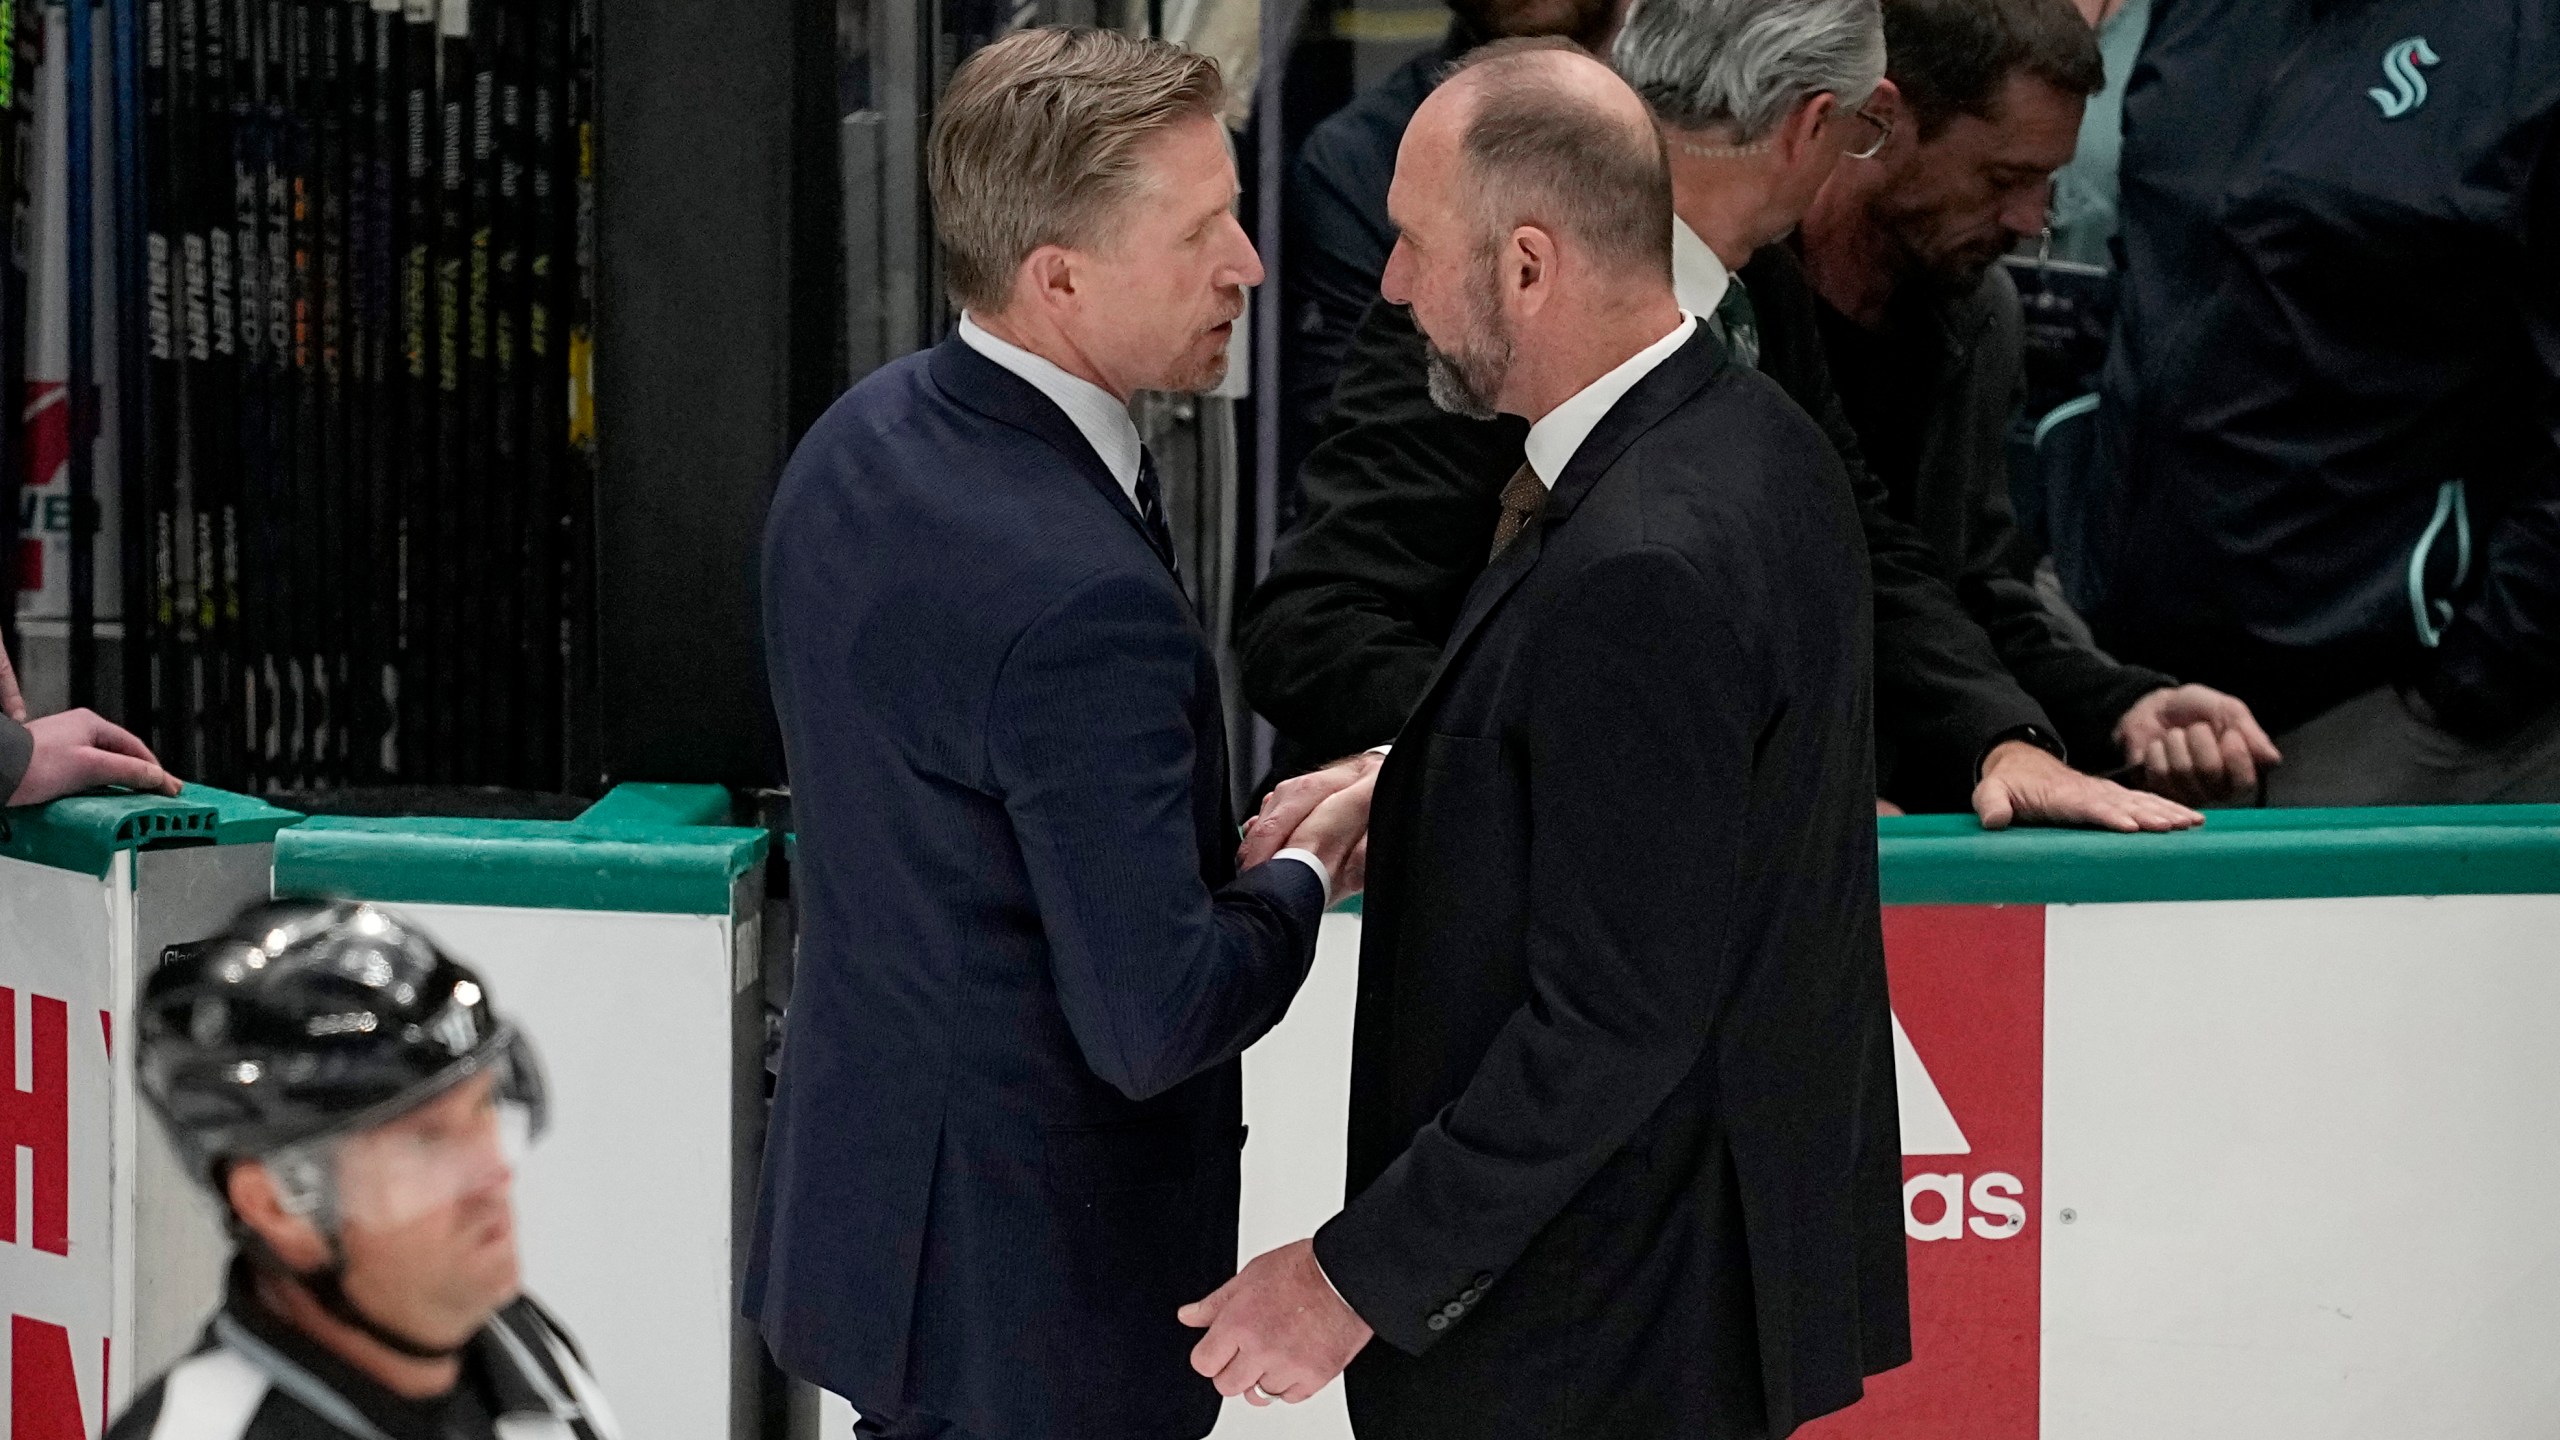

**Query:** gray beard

left=1422, top=323, right=1513, bottom=421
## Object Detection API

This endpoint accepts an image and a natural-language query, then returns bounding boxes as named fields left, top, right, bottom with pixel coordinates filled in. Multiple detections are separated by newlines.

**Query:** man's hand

left=1272, top=770, right=1377, bottom=901
left=1180, top=1239, right=1373, bottom=1406
left=1973, top=738, right=2201, bottom=832
left=1240, top=751, right=1385, bottom=871
left=8, top=710, right=182, bottom=807
left=0, top=642, right=24, bottom=722
left=2114, top=684, right=2282, bottom=805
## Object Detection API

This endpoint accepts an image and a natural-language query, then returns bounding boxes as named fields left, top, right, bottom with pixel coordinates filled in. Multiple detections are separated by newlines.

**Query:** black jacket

left=1313, top=328, right=1909, bottom=1438
left=2073, top=0, right=2560, bottom=737
left=1280, top=16, right=1484, bottom=502
left=1820, top=265, right=2175, bottom=765
left=1240, top=246, right=2053, bottom=811
left=0, top=715, right=27, bottom=802
left=109, top=1267, right=615, bottom=1440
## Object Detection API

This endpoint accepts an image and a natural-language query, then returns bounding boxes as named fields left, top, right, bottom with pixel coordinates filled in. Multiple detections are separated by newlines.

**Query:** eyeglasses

left=1841, top=100, right=1893, bottom=160
left=1672, top=96, right=1894, bottom=162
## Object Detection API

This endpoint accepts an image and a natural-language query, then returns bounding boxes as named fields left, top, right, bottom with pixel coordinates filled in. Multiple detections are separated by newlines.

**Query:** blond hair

left=929, top=28, right=1225, bottom=315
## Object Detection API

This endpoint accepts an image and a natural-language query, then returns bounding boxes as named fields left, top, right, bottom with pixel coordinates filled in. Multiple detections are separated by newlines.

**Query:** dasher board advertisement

left=1804, top=893, right=2560, bottom=1439
left=1217, top=887, right=2560, bottom=1440
left=0, top=853, right=121, bottom=1440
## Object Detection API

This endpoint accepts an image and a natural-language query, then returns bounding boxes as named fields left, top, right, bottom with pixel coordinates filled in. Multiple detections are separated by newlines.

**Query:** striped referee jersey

left=108, top=1265, right=619, bottom=1440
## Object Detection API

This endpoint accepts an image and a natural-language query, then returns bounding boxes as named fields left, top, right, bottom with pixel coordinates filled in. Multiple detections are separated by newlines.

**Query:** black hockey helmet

left=137, top=899, right=548, bottom=1185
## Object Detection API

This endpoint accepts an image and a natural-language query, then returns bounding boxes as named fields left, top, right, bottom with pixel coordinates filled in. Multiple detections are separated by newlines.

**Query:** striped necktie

left=1712, top=275, right=1760, bottom=369
left=1489, top=463, right=1547, bottom=561
left=1135, top=448, right=1186, bottom=594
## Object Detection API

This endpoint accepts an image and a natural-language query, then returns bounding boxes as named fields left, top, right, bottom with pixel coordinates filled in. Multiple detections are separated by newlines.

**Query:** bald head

left=1422, top=39, right=1674, bottom=283
left=1385, top=39, right=1680, bottom=420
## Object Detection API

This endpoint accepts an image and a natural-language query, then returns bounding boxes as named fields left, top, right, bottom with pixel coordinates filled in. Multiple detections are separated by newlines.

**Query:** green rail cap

left=275, top=812, right=771, bottom=916
left=0, top=783, right=303, bottom=878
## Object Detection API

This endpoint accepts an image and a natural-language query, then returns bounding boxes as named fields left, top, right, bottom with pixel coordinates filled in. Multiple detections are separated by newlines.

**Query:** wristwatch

left=1976, top=723, right=2068, bottom=782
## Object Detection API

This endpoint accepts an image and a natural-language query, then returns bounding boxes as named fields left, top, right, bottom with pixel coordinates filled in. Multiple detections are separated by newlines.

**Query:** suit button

left=1458, top=1288, right=1479, bottom=1304
left=1475, top=1272, right=1494, bottom=1287
left=1441, top=1301, right=1466, bottom=1319
left=1426, top=1314, right=1450, bottom=1332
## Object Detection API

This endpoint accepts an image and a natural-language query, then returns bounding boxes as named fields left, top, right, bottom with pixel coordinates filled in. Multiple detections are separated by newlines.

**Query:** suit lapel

left=927, top=335, right=1159, bottom=553
left=1398, top=518, right=1545, bottom=743
left=1396, top=327, right=1729, bottom=742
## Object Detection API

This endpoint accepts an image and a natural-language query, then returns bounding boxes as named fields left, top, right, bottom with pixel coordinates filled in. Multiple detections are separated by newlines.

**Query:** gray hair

left=1611, top=0, right=1888, bottom=142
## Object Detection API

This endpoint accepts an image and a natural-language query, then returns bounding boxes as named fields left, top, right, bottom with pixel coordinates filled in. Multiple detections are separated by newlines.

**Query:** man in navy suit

left=748, top=28, right=1374, bottom=1440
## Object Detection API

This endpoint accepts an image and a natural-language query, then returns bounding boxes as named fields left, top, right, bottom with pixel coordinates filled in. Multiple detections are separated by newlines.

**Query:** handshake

left=1236, top=750, right=1387, bottom=905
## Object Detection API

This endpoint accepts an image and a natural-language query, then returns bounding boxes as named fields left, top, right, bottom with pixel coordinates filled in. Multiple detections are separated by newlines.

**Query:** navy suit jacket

left=747, top=335, right=1330, bottom=1440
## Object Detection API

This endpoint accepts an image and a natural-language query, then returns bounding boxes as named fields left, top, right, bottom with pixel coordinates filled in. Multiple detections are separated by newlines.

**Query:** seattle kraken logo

left=2368, top=37, right=2439, bottom=119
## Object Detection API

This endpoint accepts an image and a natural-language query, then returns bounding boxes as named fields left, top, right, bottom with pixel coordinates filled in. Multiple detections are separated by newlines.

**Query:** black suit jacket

left=749, top=336, right=1329, bottom=1440
left=1239, top=244, right=2051, bottom=811
left=1819, top=265, right=2175, bottom=765
left=1313, top=328, right=1910, bottom=1438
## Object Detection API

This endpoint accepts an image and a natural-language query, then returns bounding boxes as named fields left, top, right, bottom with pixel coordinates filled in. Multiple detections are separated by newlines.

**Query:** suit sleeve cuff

left=0, top=716, right=30, bottom=805
left=1271, top=849, right=1332, bottom=904
left=1310, top=1248, right=1356, bottom=1314
left=1313, top=1188, right=1498, bottom=1357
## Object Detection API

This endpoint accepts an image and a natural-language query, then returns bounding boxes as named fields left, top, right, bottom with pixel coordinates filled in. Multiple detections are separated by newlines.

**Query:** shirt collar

left=1670, top=218, right=1733, bottom=320
left=1521, top=312, right=1701, bottom=489
left=956, top=313, right=1144, bottom=502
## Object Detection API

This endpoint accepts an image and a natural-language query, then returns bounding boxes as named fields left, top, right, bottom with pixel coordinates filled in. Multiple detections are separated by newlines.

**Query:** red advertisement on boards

left=1801, top=903, right=2046, bottom=1440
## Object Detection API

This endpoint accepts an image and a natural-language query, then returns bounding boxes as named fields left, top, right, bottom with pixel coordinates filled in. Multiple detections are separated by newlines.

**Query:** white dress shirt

left=956, top=313, right=1144, bottom=505
left=1520, top=312, right=1702, bottom=489
left=957, top=315, right=1336, bottom=899
left=1671, top=217, right=1733, bottom=322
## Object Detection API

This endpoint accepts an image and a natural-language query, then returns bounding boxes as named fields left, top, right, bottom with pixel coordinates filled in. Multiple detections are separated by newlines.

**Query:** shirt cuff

left=1273, top=848, right=1332, bottom=903
left=1310, top=1246, right=1359, bottom=1319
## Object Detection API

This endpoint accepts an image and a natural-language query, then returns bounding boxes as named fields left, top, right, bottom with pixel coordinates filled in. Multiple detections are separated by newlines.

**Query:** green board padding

left=1876, top=803, right=2560, bottom=905
left=1328, top=805, right=2560, bottom=914
left=274, top=815, right=771, bottom=916
left=576, top=782, right=736, bottom=829
left=0, top=784, right=303, bottom=878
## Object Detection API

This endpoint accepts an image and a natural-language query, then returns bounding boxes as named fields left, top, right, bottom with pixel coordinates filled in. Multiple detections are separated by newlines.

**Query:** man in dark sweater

left=1243, top=0, right=2217, bottom=822
left=1796, top=0, right=2276, bottom=794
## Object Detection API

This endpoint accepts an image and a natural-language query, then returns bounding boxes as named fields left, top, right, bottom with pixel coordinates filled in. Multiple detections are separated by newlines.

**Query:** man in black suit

left=1241, top=0, right=2212, bottom=825
left=750, top=30, right=1373, bottom=1440
left=1184, top=42, right=1907, bottom=1436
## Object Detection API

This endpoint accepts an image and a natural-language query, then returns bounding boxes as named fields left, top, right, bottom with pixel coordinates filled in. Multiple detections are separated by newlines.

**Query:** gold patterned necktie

left=1489, top=463, right=1548, bottom=561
